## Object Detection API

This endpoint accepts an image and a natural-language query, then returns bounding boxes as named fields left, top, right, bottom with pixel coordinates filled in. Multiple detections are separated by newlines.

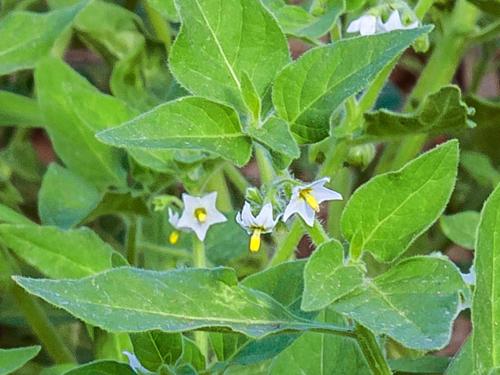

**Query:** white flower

left=123, top=351, right=152, bottom=374
left=382, top=10, right=419, bottom=32
left=347, top=14, right=384, bottom=36
left=283, top=177, right=342, bottom=227
left=236, top=202, right=279, bottom=253
left=177, top=192, right=227, bottom=241
left=167, top=208, right=182, bottom=244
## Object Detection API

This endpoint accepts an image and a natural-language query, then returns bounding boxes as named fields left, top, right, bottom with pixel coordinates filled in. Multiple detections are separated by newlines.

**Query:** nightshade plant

left=0, top=0, right=498, bottom=374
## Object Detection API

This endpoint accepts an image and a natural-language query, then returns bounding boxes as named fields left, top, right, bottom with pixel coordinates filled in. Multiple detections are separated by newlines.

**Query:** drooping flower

left=177, top=192, right=227, bottom=241
left=346, top=14, right=384, bottom=36
left=382, top=10, right=419, bottom=32
left=283, top=177, right=342, bottom=227
left=236, top=202, right=279, bottom=253
left=167, top=208, right=182, bottom=245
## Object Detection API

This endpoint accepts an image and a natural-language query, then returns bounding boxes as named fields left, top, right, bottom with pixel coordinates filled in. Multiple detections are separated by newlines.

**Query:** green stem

left=12, top=284, right=76, bottom=364
left=255, top=146, right=274, bottom=186
left=192, top=238, right=208, bottom=360
left=319, top=141, right=349, bottom=178
left=205, top=169, right=233, bottom=212
left=355, top=324, right=392, bottom=375
left=139, top=242, right=191, bottom=259
left=144, top=1, right=172, bottom=52
left=269, top=219, right=304, bottom=267
left=327, top=167, right=353, bottom=237
left=223, top=163, right=249, bottom=195
left=126, top=217, right=139, bottom=266
left=414, top=0, right=435, bottom=19
left=306, top=219, right=329, bottom=246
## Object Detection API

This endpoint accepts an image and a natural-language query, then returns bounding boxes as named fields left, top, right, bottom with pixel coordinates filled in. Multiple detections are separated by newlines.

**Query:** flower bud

left=347, top=144, right=376, bottom=169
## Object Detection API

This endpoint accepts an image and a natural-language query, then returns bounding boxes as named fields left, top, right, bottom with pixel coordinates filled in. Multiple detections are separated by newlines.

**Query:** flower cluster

left=347, top=10, right=418, bottom=36
left=166, top=178, right=341, bottom=253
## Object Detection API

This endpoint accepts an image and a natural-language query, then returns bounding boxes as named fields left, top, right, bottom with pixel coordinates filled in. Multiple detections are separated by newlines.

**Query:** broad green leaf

left=263, top=0, right=344, bottom=40
left=14, top=267, right=352, bottom=338
left=461, top=151, right=500, bottom=189
left=341, top=140, right=459, bottom=262
left=445, top=339, right=473, bottom=375
left=302, top=239, right=364, bottom=311
left=362, top=86, right=476, bottom=141
left=146, top=0, right=178, bottom=22
left=38, top=164, right=101, bottom=230
left=472, top=184, right=500, bottom=372
left=169, top=0, right=290, bottom=114
left=86, top=192, right=149, bottom=221
left=63, top=360, right=135, bottom=375
left=330, top=256, right=466, bottom=350
left=205, top=217, right=249, bottom=266
left=131, top=331, right=183, bottom=371
left=0, top=3, right=85, bottom=75
left=35, top=58, right=128, bottom=190
left=272, top=27, right=431, bottom=143
left=389, top=356, right=450, bottom=373
left=0, top=91, right=42, bottom=127
left=440, top=211, right=480, bottom=249
left=269, top=310, right=369, bottom=375
left=0, top=203, right=32, bottom=225
left=240, top=72, right=261, bottom=124
left=0, top=225, right=123, bottom=279
left=247, top=117, right=300, bottom=161
left=97, top=97, right=252, bottom=167
left=0, top=346, right=40, bottom=375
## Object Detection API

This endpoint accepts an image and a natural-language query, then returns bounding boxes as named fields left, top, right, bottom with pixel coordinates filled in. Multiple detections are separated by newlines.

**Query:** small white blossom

left=347, top=14, right=384, bottom=36
left=177, top=192, right=227, bottom=241
left=236, top=202, right=279, bottom=253
left=283, top=177, right=342, bottom=227
left=123, top=351, right=152, bottom=374
left=382, top=10, right=419, bottom=32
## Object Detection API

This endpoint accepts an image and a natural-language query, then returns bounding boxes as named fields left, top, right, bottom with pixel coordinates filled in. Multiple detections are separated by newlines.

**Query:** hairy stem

left=205, top=169, right=233, bottom=212
left=192, top=238, right=208, bottom=360
left=223, top=163, right=249, bottom=195
left=355, top=324, right=392, bottom=375
left=126, top=217, right=139, bottom=266
left=306, top=219, right=329, bottom=246
left=269, top=219, right=304, bottom=267
left=144, top=1, right=172, bottom=52
left=255, top=145, right=274, bottom=186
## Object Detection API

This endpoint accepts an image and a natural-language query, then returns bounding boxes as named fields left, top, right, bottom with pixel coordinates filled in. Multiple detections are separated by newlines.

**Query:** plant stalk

left=306, top=219, right=329, bottom=246
left=355, top=324, right=392, bottom=375
left=192, top=237, right=208, bottom=361
left=269, top=219, right=304, bottom=267
left=144, top=1, right=172, bottom=52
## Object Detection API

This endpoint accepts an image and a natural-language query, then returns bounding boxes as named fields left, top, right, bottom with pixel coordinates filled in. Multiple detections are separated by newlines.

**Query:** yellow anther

left=249, top=228, right=262, bottom=253
left=299, top=188, right=320, bottom=212
left=194, top=208, right=207, bottom=223
left=169, top=230, right=180, bottom=245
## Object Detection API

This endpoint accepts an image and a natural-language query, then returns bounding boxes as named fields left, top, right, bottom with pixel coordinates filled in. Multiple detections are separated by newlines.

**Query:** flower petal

left=313, top=186, right=343, bottom=203
left=359, top=15, right=377, bottom=36
left=383, top=10, right=403, bottom=32
left=255, top=203, right=274, bottom=227
left=283, top=197, right=302, bottom=222
left=346, top=18, right=361, bottom=33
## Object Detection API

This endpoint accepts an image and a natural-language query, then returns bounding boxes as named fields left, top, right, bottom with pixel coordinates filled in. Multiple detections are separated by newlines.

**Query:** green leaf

left=330, top=256, right=466, bottom=350
left=247, top=117, right=300, bottom=160
left=472, top=184, right=500, bottom=372
left=263, top=0, right=345, bottom=40
left=0, top=225, right=123, bottom=279
left=97, top=97, right=252, bottom=167
left=35, top=57, right=129, bottom=190
left=272, top=27, right=431, bottom=143
left=205, top=217, right=249, bottom=266
left=440, top=211, right=480, bottom=250
left=0, top=3, right=85, bottom=75
left=0, top=203, right=33, bottom=225
left=341, top=140, right=459, bottom=262
left=38, top=164, right=102, bottom=230
left=0, top=346, right=40, bottom=375
left=146, top=0, right=179, bottom=22
left=14, top=267, right=352, bottom=337
left=181, top=338, right=205, bottom=371
left=461, top=151, right=500, bottom=189
left=0, top=91, right=42, bottom=128
left=389, top=356, right=450, bottom=373
left=302, top=239, right=364, bottom=311
left=269, top=310, right=369, bottom=375
left=169, top=0, right=290, bottom=114
left=240, top=72, right=261, bottom=124
left=63, top=360, right=135, bottom=375
left=131, top=331, right=183, bottom=371
left=363, top=86, right=476, bottom=141
left=445, top=339, right=473, bottom=375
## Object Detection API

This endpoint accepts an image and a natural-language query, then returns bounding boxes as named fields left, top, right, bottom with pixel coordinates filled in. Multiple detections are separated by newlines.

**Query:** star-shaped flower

left=283, top=177, right=342, bottom=227
left=177, top=192, right=227, bottom=241
left=347, top=14, right=384, bottom=36
left=236, top=202, right=279, bottom=253
left=167, top=208, right=182, bottom=245
left=382, top=10, right=419, bottom=32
